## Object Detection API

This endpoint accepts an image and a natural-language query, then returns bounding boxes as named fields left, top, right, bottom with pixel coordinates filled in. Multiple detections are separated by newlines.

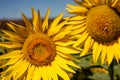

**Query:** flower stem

left=108, top=61, right=114, bottom=80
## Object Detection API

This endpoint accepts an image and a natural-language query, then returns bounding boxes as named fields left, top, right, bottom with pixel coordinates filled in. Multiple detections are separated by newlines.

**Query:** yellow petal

left=66, top=20, right=85, bottom=25
left=84, top=0, right=93, bottom=6
left=9, top=22, right=29, bottom=37
left=107, top=46, right=114, bottom=65
left=69, top=16, right=86, bottom=20
left=113, top=43, right=120, bottom=63
left=70, top=26, right=86, bottom=35
left=56, top=46, right=80, bottom=54
left=2, top=30, right=24, bottom=42
left=26, top=65, right=35, bottom=80
left=14, top=60, right=29, bottom=79
left=0, top=54, right=23, bottom=68
left=52, top=62, right=70, bottom=80
left=57, top=51, right=72, bottom=59
left=67, top=4, right=88, bottom=12
left=89, top=0, right=98, bottom=6
left=40, top=66, right=49, bottom=80
left=101, top=45, right=107, bottom=65
left=32, top=8, right=42, bottom=33
left=42, top=9, right=50, bottom=32
left=45, top=66, right=52, bottom=80
left=0, top=42, right=22, bottom=48
left=47, top=13, right=67, bottom=36
left=55, top=55, right=80, bottom=68
left=92, top=0, right=99, bottom=5
left=80, top=1, right=91, bottom=8
left=73, top=32, right=88, bottom=47
left=21, top=12, right=34, bottom=33
left=57, top=51, right=80, bottom=62
left=93, top=42, right=102, bottom=63
left=1, top=34, right=23, bottom=44
left=55, top=41, right=75, bottom=46
left=48, top=13, right=63, bottom=34
left=113, top=43, right=120, bottom=59
left=47, top=66, right=58, bottom=80
left=32, top=67, right=42, bottom=80
left=55, top=55, right=76, bottom=73
left=4, top=58, right=23, bottom=76
left=0, top=50, right=22, bottom=59
left=80, top=36, right=92, bottom=56
left=71, top=23, right=86, bottom=30
left=111, top=0, right=118, bottom=7
left=53, top=25, right=72, bottom=41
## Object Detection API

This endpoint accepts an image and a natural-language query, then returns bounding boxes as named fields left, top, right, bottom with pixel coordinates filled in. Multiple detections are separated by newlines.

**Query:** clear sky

left=0, top=0, right=76, bottom=20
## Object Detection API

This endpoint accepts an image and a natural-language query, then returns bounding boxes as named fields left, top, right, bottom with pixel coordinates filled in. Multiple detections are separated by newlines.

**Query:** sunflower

left=66, top=0, right=120, bottom=65
left=0, top=8, right=80, bottom=80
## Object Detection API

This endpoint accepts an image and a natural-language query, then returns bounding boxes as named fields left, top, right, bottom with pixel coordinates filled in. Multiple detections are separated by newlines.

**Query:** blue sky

left=0, top=0, right=76, bottom=19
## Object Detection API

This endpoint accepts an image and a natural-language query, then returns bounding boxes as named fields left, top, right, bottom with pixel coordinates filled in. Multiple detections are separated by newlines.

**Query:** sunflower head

left=86, top=5, right=120, bottom=43
left=23, top=32, right=56, bottom=66
left=0, top=8, right=80, bottom=80
left=67, top=0, right=120, bottom=65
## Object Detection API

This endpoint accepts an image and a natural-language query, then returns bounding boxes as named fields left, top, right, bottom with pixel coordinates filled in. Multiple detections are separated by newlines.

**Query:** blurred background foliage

left=0, top=19, right=120, bottom=80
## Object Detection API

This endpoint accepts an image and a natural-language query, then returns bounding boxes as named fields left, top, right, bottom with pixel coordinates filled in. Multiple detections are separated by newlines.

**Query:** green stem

left=108, top=61, right=114, bottom=80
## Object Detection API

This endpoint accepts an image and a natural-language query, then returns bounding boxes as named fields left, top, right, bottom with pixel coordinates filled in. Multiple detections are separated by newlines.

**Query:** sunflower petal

left=101, top=45, right=107, bottom=65
left=113, top=43, right=120, bottom=59
left=113, top=43, right=120, bottom=63
left=56, top=46, right=80, bottom=54
left=45, top=66, right=52, bottom=80
left=47, top=66, right=58, bottom=80
left=66, top=20, right=85, bottom=25
left=55, top=55, right=76, bottom=73
left=52, top=62, right=70, bottom=80
left=40, top=66, right=49, bottom=80
left=93, top=42, right=102, bottom=63
left=56, top=55, right=80, bottom=68
left=9, top=22, right=29, bottom=37
left=32, top=8, right=42, bottom=32
left=55, top=41, right=75, bottom=46
left=42, top=9, right=50, bottom=32
left=53, top=25, right=72, bottom=41
left=69, top=16, right=86, bottom=20
left=70, top=26, right=86, bottom=35
left=111, top=0, right=118, bottom=7
left=1, top=30, right=24, bottom=42
left=80, top=36, right=92, bottom=56
left=73, top=32, right=88, bottom=47
left=21, top=12, right=34, bottom=33
left=4, top=58, right=23, bottom=76
left=48, top=14, right=67, bottom=36
left=89, top=0, right=98, bottom=6
left=67, top=4, right=88, bottom=12
left=71, top=23, right=86, bottom=29
left=0, top=50, right=22, bottom=59
left=32, top=67, right=42, bottom=80
left=0, top=42, right=22, bottom=48
left=0, top=54, right=23, bottom=68
left=107, top=46, right=114, bottom=65
left=14, top=60, right=29, bottom=79
left=57, top=51, right=72, bottom=59
left=26, top=65, right=35, bottom=80
left=84, top=0, right=93, bottom=6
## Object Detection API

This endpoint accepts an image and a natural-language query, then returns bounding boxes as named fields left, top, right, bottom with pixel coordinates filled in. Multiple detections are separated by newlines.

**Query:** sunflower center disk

left=23, top=33, right=56, bottom=66
left=86, top=5, right=120, bottom=43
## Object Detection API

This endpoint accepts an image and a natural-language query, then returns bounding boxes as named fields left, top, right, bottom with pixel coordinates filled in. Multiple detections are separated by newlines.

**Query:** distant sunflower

left=0, top=8, right=80, bottom=80
left=66, top=0, right=120, bottom=65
